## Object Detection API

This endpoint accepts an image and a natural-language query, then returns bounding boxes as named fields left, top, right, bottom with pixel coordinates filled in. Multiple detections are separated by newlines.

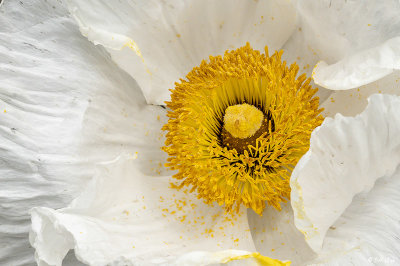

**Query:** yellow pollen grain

left=123, top=40, right=143, bottom=58
left=180, top=215, right=187, bottom=222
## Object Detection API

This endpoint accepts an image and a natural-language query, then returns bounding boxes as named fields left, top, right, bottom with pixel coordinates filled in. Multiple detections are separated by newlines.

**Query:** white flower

left=1, top=0, right=400, bottom=265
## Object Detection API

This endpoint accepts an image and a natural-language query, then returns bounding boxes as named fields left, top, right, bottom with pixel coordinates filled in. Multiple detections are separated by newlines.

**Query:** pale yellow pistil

left=221, top=103, right=268, bottom=153
left=223, top=104, right=264, bottom=139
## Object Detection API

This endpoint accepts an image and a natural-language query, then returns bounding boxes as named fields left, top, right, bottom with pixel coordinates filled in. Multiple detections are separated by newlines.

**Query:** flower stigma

left=222, top=103, right=270, bottom=154
left=163, top=43, right=323, bottom=215
left=223, top=104, right=264, bottom=139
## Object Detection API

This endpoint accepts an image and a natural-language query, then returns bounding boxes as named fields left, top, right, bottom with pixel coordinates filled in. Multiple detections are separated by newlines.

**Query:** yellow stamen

left=162, top=43, right=323, bottom=215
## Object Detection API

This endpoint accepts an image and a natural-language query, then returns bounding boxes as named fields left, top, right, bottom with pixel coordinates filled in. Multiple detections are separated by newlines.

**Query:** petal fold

left=313, top=37, right=400, bottom=91
left=307, top=167, right=400, bottom=265
left=291, top=94, right=400, bottom=252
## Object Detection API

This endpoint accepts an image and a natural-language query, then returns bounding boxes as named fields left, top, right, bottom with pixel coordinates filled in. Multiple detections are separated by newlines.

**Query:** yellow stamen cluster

left=163, top=43, right=323, bottom=215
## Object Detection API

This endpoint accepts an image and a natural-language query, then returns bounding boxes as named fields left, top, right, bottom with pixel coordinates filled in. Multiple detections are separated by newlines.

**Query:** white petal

left=291, top=0, right=400, bottom=91
left=313, top=37, right=400, bottom=91
left=0, top=0, right=164, bottom=264
left=0, top=1, right=102, bottom=264
left=30, top=156, right=257, bottom=266
left=306, top=167, right=400, bottom=265
left=291, top=94, right=400, bottom=252
left=247, top=203, right=316, bottom=265
left=66, top=0, right=297, bottom=105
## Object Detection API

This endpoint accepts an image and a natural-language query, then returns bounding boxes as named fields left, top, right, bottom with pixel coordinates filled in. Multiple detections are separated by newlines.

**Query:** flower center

left=162, top=43, right=323, bottom=215
left=221, top=104, right=268, bottom=153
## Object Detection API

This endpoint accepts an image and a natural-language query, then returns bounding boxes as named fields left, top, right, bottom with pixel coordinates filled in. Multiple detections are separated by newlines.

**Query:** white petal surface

left=289, top=0, right=400, bottom=91
left=30, top=156, right=257, bottom=266
left=307, top=166, right=400, bottom=265
left=0, top=1, right=96, bottom=264
left=66, top=0, right=297, bottom=105
left=291, top=94, right=400, bottom=252
left=0, top=0, right=163, bottom=265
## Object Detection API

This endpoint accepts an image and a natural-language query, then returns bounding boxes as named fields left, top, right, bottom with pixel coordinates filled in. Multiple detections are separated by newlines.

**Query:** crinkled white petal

left=30, top=156, right=257, bottom=266
left=0, top=0, right=115, bottom=264
left=6, top=0, right=400, bottom=265
left=247, top=203, right=316, bottom=265
left=291, top=0, right=400, bottom=91
left=313, top=37, right=400, bottom=91
left=291, top=94, right=400, bottom=253
left=306, top=166, right=400, bottom=265
left=0, top=0, right=167, bottom=264
left=66, top=0, right=297, bottom=105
